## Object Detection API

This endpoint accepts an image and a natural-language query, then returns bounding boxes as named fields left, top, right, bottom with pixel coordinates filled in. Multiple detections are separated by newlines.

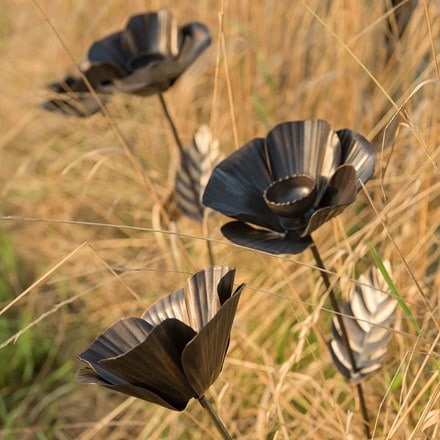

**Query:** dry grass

left=1, top=0, right=439, bottom=438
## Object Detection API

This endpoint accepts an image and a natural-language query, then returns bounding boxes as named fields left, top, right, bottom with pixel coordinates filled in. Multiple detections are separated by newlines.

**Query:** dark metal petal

left=142, top=267, right=236, bottom=331
left=100, top=318, right=196, bottom=406
left=121, top=11, right=179, bottom=70
left=182, top=284, right=244, bottom=396
left=202, top=138, right=282, bottom=232
left=40, top=97, right=104, bottom=118
left=337, top=129, right=376, bottom=187
left=76, top=366, right=188, bottom=411
left=221, top=221, right=313, bottom=255
left=78, top=317, right=154, bottom=384
left=79, top=318, right=153, bottom=361
left=183, top=266, right=235, bottom=331
left=142, top=287, right=188, bottom=327
left=41, top=63, right=124, bottom=117
left=302, top=165, right=357, bottom=236
left=174, top=22, right=211, bottom=71
left=88, top=32, right=128, bottom=72
left=265, top=120, right=341, bottom=203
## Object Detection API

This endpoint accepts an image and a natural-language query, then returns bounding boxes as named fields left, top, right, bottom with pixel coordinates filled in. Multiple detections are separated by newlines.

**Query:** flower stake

left=203, top=119, right=376, bottom=437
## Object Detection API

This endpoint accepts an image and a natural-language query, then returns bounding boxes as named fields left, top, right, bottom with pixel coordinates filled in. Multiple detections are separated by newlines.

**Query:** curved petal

left=99, top=59, right=177, bottom=95
left=221, top=221, right=312, bottom=255
left=183, top=266, right=235, bottom=331
left=88, top=32, right=128, bottom=72
left=302, top=165, right=357, bottom=236
left=265, top=120, right=341, bottom=202
left=100, top=318, right=197, bottom=406
left=175, top=22, right=212, bottom=71
left=78, top=317, right=154, bottom=384
left=337, top=129, right=376, bottom=187
left=79, top=317, right=153, bottom=361
left=76, top=366, right=188, bottom=411
left=42, top=63, right=124, bottom=117
left=81, top=62, right=126, bottom=89
left=142, top=267, right=235, bottom=332
left=182, top=284, right=244, bottom=396
left=142, top=287, right=187, bottom=327
left=121, top=11, right=179, bottom=70
left=202, top=138, right=282, bottom=232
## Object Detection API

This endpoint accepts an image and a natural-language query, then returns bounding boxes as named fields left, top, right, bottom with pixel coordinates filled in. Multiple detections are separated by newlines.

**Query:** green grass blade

left=369, top=244, right=422, bottom=335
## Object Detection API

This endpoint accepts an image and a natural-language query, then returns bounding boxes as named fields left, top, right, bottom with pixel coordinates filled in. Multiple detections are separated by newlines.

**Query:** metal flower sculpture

left=42, top=10, right=211, bottom=117
left=203, top=119, right=376, bottom=255
left=76, top=267, right=244, bottom=411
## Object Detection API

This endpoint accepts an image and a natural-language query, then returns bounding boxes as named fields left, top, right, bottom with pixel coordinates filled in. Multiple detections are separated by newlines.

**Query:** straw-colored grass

left=1, top=0, right=439, bottom=438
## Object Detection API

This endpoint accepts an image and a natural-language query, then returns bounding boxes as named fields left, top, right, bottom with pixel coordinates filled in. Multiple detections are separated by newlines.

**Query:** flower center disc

left=263, top=174, right=317, bottom=217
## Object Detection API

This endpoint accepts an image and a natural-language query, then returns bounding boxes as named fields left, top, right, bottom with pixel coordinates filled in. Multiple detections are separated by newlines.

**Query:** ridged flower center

left=263, top=174, right=317, bottom=217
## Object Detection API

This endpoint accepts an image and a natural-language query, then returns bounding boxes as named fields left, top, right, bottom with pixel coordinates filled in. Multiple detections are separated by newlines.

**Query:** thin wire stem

left=198, top=395, right=232, bottom=440
left=310, top=240, right=370, bottom=438
left=158, top=93, right=214, bottom=266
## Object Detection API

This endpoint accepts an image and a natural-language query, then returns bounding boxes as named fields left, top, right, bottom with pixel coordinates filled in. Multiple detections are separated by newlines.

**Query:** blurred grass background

left=0, top=0, right=439, bottom=438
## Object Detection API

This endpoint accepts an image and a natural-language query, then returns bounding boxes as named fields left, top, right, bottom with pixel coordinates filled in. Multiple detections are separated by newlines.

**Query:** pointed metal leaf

left=175, top=125, right=221, bottom=221
left=329, top=262, right=397, bottom=382
left=182, top=284, right=244, bottom=396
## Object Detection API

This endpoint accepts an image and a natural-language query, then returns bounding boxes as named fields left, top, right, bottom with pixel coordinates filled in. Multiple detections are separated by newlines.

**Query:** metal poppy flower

left=76, top=267, right=244, bottom=411
left=202, top=119, right=376, bottom=255
left=42, top=10, right=211, bottom=117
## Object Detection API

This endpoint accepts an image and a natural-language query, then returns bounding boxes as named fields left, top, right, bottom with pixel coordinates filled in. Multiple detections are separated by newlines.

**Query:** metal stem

left=158, top=93, right=214, bottom=266
left=198, top=395, right=233, bottom=440
left=310, top=240, right=370, bottom=438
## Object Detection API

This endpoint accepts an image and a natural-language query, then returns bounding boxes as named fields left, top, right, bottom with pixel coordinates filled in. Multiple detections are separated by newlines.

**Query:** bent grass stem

left=310, top=240, right=371, bottom=438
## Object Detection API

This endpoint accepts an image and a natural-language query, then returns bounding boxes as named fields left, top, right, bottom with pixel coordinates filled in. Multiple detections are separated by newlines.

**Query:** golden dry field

left=1, top=0, right=439, bottom=438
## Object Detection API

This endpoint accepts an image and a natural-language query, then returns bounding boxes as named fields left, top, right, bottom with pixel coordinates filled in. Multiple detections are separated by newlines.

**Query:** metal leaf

left=175, top=125, right=221, bottom=221
left=329, top=261, right=397, bottom=382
